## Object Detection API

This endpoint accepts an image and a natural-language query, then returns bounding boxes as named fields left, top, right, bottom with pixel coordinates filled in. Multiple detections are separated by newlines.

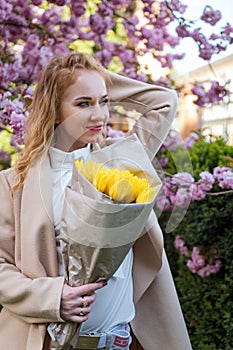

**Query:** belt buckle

left=73, top=334, right=101, bottom=349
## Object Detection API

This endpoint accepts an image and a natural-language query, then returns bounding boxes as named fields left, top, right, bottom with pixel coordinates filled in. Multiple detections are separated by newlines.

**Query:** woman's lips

left=88, top=125, right=103, bottom=132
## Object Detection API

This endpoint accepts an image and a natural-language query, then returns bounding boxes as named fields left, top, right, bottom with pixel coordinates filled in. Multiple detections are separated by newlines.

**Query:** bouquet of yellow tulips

left=48, top=134, right=162, bottom=349
left=74, top=159, right=157, bottom=204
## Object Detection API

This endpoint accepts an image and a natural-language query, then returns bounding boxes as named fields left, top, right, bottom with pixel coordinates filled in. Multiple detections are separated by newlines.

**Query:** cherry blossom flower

left=201, top=6, right=222, bottom=26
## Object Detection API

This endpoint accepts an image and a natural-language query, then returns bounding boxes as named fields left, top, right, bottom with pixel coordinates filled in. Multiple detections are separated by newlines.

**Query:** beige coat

left=0, top=72, right=192, bottom=350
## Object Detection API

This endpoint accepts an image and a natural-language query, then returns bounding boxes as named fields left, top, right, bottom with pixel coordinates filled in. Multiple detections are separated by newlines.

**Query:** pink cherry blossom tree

left=0, top=0, right=232, bottom=167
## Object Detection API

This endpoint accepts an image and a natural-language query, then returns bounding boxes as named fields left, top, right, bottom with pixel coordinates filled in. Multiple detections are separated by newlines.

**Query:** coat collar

left=25, top=155, right=54, bottom=224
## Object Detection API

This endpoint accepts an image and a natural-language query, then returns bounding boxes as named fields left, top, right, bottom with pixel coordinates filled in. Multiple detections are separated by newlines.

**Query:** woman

left=0, top=52, right=192, bottom=350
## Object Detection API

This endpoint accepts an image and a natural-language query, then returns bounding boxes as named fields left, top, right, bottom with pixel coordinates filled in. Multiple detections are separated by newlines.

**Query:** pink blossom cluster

left=187, top=246, right=221, bottom=278
left=174, top=4, right=232, bottom=61
left=200, top=5, right=222, bottom=26
left=191, top=81, right=229, bottom=107
left=156, top=166, right=233, bottom=211
left=156, top=131, right=233, bottom=210
left=191, top=171, right=215, bottom=201
left=174, top=236, right=221, bottom=278
left=163, top=172, right=195, bottom=208
left=141, top=1, right=233, bottom=66
left=0, top=150, right=11, bottom=166
left=213, top=166, right=233, bottom=189
left=184, top=132, right=200, bottom=150
left=157, top=155, right=169, bottom=168
left=0, top=91, right=30, bottom=144
left=174, top=235, right=189, bottom=256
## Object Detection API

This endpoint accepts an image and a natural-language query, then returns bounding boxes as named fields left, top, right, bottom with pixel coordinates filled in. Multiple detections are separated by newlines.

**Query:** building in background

left=176, top=53, right=233, bottom=144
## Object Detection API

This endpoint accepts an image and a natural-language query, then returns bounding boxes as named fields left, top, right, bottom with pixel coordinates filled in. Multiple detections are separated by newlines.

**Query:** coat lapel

left=20, top=156, right=59, bottom=277
left=132, top=210, right=163, bottom=304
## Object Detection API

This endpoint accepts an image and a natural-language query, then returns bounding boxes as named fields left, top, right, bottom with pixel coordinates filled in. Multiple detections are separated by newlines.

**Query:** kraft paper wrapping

left=48, top=134, right=162, bottom=349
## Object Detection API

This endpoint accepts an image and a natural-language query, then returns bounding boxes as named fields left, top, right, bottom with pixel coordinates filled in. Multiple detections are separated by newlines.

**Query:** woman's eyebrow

left=74, top=94, right=108, bottom=101
left=74, top=96, right=92, bottom=101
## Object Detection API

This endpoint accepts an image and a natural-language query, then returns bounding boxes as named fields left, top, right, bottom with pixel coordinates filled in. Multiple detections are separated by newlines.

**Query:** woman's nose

left=90, top=105, right=106, bottom=120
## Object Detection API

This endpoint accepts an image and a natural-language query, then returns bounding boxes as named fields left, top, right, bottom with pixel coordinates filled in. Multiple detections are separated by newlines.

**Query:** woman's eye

left=101, top=98, right=109, bottom=105
left=76, top=101, right=89, bottom=107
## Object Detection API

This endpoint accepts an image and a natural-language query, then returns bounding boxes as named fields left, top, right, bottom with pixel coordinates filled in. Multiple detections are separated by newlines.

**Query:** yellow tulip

left=94, top=167, right=111, bottom=193
left=74, top=160, right=156, bottom=204
left=84, top=161, right=103, bottom=183
left=109, top=179, right=135, bottom=203
left=104, top=168, right=120, bottom=193
left=130, top=176, right=150, bottom=198
left=136, top=187, right=157, bottom=203
left=75, top=159, right=84, bottom=172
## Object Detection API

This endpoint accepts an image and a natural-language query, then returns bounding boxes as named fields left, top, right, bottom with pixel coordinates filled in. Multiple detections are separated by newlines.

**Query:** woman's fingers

left=79, top=294, right=95, bottom=307
left=76, top=281, right=107, bottom=296
left=65, top=313, right=89, bottom=323
left=60, top=281, right=107, bottom=322
left=61, top=304, right=92, bottom=323
left=61, top=281, right=106, bottom=304
left=60, top=292, right=96, bottom=317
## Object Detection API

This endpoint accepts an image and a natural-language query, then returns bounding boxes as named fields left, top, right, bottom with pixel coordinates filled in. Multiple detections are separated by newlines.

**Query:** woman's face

left=55, top=69, right=109, bottom=152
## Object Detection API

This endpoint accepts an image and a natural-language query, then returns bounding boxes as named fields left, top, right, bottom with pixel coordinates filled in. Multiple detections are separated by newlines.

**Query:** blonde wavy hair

left=12, top=52, right=110, bottom=193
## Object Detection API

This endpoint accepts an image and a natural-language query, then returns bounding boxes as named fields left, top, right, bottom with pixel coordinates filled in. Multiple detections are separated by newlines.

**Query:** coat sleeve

left=107, top=71, right=178, bottom=159
left=0, top=170, right=64, bottom=324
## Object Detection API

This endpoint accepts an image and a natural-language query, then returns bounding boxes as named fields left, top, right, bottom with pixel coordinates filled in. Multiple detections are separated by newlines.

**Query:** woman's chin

left=86, top=133, right=104, bottom=145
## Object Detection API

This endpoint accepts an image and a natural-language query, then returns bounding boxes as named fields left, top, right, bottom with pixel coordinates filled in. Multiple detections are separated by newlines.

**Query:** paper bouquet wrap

left=48, top=134, right=162, bottom=349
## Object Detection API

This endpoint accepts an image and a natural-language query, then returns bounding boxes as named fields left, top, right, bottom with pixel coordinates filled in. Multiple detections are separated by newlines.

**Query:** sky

left=172, top=0, right=233, bottom=74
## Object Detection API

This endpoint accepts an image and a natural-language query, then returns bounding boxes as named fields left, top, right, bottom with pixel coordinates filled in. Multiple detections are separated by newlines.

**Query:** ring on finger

left=81, top=296, right=89, bottom=308
left=79, top=308, right=85, bottom=316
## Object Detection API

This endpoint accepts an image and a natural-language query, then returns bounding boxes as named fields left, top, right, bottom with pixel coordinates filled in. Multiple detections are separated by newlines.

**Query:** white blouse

left=48, top=146, right=135, bottom=333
